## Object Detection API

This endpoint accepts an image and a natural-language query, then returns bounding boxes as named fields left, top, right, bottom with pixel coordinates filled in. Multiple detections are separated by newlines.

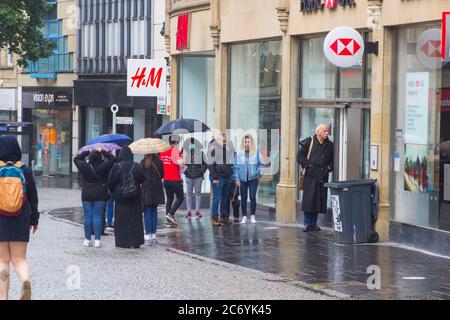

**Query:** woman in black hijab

left=0, top=136, right=39, bottom=300
left=108, top=146, right=145, bottom=248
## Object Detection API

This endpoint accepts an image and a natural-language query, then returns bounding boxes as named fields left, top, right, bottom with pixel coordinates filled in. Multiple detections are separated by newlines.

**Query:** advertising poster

left=404, top=144, right=428, bottom=193
left=404, top=72, right=429, bottom=145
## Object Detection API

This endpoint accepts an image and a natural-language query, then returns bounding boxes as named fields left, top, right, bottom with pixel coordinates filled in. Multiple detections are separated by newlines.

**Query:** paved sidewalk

left=40, top=187, right=450, bottom=300
left=5, top=187, right=338, bottom=300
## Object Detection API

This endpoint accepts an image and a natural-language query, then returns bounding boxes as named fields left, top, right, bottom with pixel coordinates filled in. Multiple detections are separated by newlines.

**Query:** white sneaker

left=251, top=215, right=256, bottom=224
left=144, top=234, right=151, bottom=241
left=240, top=216, right=247, bottom=224
left=151, top=234, right=157, bottom=241
left=94, top=240, right=102, bottom=248
left=83, top=239, right=91, bottom=247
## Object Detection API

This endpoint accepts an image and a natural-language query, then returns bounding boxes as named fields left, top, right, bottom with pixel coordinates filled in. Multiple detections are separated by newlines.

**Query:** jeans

left=304, top=212, right=319, bottom=227
left=107, top=194, right=115, bottom=227
left=240, top=178, right=259, bottom=217
left=164, top=180, right=184, bottom=216
left=185, top=177, right=203, bottom=212
left=144, top=207, right=158, bottom=235
left=210, top=176, right=232, bottom=218
left=82, top=201, right=106, bottom=241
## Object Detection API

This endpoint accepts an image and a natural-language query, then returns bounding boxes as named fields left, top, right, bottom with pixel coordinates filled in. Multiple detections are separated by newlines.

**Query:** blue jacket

left=234, top=151, right=264, bottom=182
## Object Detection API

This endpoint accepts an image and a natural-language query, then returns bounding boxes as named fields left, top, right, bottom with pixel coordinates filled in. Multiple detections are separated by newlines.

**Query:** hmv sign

left=300, top=0, right=356, bottom=12
left=127, top=59, right=167, bottom=97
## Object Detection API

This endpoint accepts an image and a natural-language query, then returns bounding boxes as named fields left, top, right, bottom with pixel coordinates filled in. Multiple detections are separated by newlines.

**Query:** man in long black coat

left=297, top=124, right=334, bottom=232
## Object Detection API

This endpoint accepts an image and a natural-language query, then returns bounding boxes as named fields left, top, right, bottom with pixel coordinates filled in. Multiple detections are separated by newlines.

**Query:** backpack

left=118, top=163, right=139, bottom=199
left=0, top=161, right=26, bottom=217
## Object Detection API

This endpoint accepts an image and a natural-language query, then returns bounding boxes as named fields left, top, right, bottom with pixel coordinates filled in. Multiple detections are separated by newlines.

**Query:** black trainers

left=166, top=214, right=178, bottom=226
left=303, top=226, right=312, bottom=232
left=310, top=225, right=321, bottom=231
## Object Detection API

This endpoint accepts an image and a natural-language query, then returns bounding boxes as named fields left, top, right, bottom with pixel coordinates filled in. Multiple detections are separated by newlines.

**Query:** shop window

left=392, top=24, right=450, bottom=231
left=230, top=40, right=282, bottom=207
left=300, top=34, right=371, bottom=99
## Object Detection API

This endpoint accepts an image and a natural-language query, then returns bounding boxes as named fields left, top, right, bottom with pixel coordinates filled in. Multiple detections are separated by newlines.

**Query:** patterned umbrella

left=77, top=143, right=121, bottom=155
left=129, top=138, right=171, bottom=155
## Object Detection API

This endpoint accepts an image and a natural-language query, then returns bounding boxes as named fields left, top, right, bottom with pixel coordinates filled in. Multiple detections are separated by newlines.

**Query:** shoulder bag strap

left=151, top=161, right=162, bottom=179
left=301, top=136, right=314, bottom=176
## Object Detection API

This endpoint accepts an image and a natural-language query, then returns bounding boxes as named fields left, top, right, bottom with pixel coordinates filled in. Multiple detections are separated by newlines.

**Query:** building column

left=210, top=0, right=227, bottom=132
left=275, top=1, right=298, bottom=224
left=213, top=45, right=228, bottom=132
left=368, top=0, right=391, bottom=241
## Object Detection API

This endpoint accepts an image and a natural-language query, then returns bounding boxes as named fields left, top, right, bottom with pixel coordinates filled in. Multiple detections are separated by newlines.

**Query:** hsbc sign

left=300, top=0, right=356, bottom=13
left=323, top=27, right=364, bottom=68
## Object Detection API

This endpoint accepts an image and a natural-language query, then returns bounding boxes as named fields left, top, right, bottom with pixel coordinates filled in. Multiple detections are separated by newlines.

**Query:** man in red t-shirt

left=160, top=134, right=184, bottom=226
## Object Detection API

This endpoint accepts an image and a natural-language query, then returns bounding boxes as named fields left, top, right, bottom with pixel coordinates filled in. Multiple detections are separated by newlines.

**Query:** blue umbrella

left=154, top=118, right=210, bottom=136
left=86, top=134, right=132, bottom=147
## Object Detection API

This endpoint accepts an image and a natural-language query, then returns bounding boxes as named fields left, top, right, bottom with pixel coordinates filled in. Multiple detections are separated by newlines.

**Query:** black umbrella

left=154, top=118, right=210, bottom=136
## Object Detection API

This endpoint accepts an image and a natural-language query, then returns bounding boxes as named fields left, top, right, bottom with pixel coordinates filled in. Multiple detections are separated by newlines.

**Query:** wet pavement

left=48, top=207, right=450, bottom=300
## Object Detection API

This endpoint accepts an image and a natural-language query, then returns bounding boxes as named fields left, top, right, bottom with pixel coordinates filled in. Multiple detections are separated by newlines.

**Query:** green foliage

left=0, top=0, right=56, bottom=67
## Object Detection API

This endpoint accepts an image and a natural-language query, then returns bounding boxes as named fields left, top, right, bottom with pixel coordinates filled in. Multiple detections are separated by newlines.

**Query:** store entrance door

left=0, top=122, right=34, bottom=167
left=337, top=107, right=371, bottom=181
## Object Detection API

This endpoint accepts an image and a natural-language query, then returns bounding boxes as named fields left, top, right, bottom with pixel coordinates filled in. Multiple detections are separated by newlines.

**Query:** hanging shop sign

left=300, top=0, right=355, bottom=13
left=127, top=59, right=167, bottom=97
left=443, top=12, right=450, bottom=62
left=323, top=26, right=364, bottom=68
left=176, top=13, right=190, bottom=50
left=416, top=28, right=443, bottom=70
left=22, top=87, right=72, bottom=109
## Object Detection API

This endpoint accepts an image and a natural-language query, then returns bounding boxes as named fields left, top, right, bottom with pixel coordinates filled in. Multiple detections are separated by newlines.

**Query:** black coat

left=182, top=138, right=208, bottom=179
left=297, top=135, right=334, bottom=213
left=207, top=140, right=235, bottom=179
left=107, top=146, right=145, bottom=202
left=73, top=150, right=115, bottom=202
left=140, top=157, right=165, bottom=208
left=0, top=136, right=39, bottom=242
left=107, top=146, right=146, bottom=248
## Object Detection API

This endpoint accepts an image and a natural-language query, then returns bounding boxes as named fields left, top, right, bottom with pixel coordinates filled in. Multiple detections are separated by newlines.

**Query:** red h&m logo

left=324, top=0, right=337, bottom=8
left=131, top=67, right=163, bottom=89
left=176, top=13, right=189, bottom=50
left=330, top=38, right=361, bottom=56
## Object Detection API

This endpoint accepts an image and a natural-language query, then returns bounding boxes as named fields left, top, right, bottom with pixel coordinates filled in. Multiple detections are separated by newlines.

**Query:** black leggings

left=164, top=180, right=184, bottom=216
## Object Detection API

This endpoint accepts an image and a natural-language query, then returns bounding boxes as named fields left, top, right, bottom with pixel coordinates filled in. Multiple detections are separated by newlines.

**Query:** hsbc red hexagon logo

left=324, top=27, right=364, bottom=68
left=330, top=38, right=361, bottom=56
left=416, top=29, right=444, bottom=70
left=421, top=40, right=441, bottom=58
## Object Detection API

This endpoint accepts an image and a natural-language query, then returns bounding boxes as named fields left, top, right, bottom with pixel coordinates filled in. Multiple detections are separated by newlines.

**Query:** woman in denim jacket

left=234, top=134, right=265, bottom=224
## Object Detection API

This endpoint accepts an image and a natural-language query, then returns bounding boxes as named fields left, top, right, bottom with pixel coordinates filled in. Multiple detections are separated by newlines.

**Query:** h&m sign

left=300, top=0, right=356, bottom=13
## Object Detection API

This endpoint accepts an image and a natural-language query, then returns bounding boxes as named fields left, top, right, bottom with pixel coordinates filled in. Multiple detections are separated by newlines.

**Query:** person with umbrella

left=73, top=147, right=115, bottom=248
left=107, top=146, right=146, bottom=248
left=159, top=134, right=185, bottom=226
left=181, top=137, right=208, bottom=219
left=129, top=138, right=170, bottom=242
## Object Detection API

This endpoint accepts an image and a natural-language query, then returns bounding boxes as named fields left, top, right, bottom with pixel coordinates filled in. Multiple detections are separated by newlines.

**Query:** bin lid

left=324, top=179, right=377, bottom=189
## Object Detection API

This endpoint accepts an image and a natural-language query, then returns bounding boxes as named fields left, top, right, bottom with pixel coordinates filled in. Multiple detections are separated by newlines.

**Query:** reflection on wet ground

left=48, top=207, right=450, bottom=300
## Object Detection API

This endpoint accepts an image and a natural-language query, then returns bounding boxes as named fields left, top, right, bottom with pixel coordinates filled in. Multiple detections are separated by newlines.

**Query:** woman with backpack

left=108, top=145, right=145, bottom=249
left=140, top=154, right=164, bottom=241
left=74, top=147, right=115, bottom=248
left=0, top=136, right=39, bottom=300
left=182, top=138, right=208, bottom=219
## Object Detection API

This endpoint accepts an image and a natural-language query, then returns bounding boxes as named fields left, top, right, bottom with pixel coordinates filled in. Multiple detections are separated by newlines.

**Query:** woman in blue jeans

left=234, top=134, right=265, bottom=224
left=74, top=148, right=115, bottom=248
left=140, top=154, right=165, bottom=241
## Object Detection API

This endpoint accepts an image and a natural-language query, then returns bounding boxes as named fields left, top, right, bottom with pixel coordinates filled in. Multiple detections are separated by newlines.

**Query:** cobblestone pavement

left=6, top=188, right=340, bottom=300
